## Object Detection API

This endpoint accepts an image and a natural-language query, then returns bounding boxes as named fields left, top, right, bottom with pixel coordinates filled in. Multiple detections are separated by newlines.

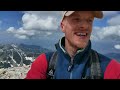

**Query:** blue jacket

left=46, top=37, right=111, bottom=79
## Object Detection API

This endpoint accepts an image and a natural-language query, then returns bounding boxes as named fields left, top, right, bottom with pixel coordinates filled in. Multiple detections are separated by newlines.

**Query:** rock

left=0, top=65, right=31, bottom=79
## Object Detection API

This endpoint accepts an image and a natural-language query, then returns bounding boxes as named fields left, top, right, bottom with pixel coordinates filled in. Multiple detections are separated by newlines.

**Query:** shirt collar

left=58, top=37, right=87, bottom=54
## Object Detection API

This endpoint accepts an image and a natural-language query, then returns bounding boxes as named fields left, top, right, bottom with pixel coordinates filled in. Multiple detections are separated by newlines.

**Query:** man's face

left=61, top=11, right=94, bottom=49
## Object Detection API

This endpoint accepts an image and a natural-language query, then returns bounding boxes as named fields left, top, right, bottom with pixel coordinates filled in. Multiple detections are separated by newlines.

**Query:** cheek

left=66, top=27, right=74, bottom=36
left=62, top=24, right=73, bottom=33
left=90, top=26, right=93, bottom=32
left=87, top=26, right=92, bottom=35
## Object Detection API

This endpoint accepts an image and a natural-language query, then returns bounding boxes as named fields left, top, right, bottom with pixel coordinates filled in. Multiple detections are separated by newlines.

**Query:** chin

left=75, top=44, right=87, bottom=49
left=77, top=42, right=88, bottom=49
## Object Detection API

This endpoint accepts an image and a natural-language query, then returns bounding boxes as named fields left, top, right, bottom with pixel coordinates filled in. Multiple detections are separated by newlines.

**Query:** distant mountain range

left=18, top=43, right=52, bottom=57
left=0, top=43, right=52, bottom=69
left=104, top=53, right=120, bottom=62
left=0, top=43, right=119, bottom=69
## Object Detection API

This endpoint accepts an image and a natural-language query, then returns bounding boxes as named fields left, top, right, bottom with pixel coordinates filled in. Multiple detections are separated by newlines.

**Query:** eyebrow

left=71, top=16, right=94, bottom=19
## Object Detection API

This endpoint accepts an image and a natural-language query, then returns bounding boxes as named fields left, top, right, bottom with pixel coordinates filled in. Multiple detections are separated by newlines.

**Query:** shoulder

left=32, top=53, right=48, bottom=69
left=25, top=53, right=48, bottom=79
left=91, top=50, right=111, bottom=63
left=45, top=52, right=54, bottom=62
left=94, top=51, right=120, bottom=79
left=34, top=51, right=54, bottom=63
left=104, top=59, right=120, bottom=79
left=33, top=51, right=55, bottom=66
left=97, top=52, right=111, bottom=63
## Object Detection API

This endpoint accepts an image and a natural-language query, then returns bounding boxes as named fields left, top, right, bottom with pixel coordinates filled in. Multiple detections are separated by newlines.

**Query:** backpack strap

left=82, top=49, right=102, bottom=79
left=90, top=50, right=102, bottom=79
left=47, top=51, right=58, bottom=79
left=46, top=49, right=102, bottom=79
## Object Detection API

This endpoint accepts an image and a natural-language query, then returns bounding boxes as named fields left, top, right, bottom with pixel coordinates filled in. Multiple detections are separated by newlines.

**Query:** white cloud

left=7, top=27, right=15, bottom=32
left=7, top=27, right=35, bottom=39
left=15, top=34, right=28, bottom=39
left=103, top=11, right=119, bottom=17
left=22, top=11, right=61, bottom=30
left=107, top=15, right=120, bottom=25
left=6, top=26, right=56, bottom=39
left=92, top=25, right=120, bottom=41
left=23, top=11, right=61, bottom=16
left=6, top=11, right=62, bottom=40
left=17, top=28, right=35, bottom=36
left=90, top=35, right=99, bottom=41
left=114, top=44, right=120, bottom=49
left=46, top=32, right=52, bottom=36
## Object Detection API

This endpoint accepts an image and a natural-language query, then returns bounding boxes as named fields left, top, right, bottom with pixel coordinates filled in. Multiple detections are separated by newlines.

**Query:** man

left=25, top=11, right=120, bottom=79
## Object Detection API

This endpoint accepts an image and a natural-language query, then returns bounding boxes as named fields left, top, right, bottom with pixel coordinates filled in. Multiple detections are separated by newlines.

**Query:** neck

left=65, top=44, right=77, bottom=58
left=65, top=39, right=84, bottom=58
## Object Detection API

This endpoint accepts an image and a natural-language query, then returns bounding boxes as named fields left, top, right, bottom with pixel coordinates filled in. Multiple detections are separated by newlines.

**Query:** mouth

left=75, top=32, right=88, bottom=38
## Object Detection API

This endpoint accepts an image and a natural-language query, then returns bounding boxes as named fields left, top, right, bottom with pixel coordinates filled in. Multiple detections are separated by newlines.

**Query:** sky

left=0, top=11, right=120, bottom=54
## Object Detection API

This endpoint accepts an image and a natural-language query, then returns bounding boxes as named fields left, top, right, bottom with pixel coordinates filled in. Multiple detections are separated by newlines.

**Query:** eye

left=73, top=18, right=80, bottom=22
left=87, top=19, right=93, bottom=23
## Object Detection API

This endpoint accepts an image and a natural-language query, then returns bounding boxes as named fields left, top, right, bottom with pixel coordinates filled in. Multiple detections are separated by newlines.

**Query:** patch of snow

left=25, top=57, right=34, bottom=61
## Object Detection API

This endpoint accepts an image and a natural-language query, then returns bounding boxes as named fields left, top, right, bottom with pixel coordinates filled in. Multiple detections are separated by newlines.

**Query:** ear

left=60, top=21, right=65, bottom=33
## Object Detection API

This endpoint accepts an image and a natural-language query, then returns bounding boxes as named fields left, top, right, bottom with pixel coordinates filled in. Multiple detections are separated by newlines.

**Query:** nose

left=78, top=20, right=89, bottom=29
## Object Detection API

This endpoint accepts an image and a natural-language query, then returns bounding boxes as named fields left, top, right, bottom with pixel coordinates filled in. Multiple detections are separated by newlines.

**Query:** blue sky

left=0, top=11, right=23, bottom=30
left=0, top=11, right=120, bottom=54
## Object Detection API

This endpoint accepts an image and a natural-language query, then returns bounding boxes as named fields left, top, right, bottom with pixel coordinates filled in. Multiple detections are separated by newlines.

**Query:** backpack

left=46, top=49, right=102, bottom=79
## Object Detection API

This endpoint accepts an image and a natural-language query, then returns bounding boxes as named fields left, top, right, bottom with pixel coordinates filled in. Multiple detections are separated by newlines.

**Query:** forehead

left=69, top=11, right=94, bottom=18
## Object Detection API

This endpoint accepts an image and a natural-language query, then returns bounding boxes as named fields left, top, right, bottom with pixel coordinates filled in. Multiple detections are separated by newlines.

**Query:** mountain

left=19, top=43, right=52, bottom=57
left=104, top=53, right=120, bottom=62
left=0, top=43, right=52, bottom=69
left=92, top=41, right=120, bottom=54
